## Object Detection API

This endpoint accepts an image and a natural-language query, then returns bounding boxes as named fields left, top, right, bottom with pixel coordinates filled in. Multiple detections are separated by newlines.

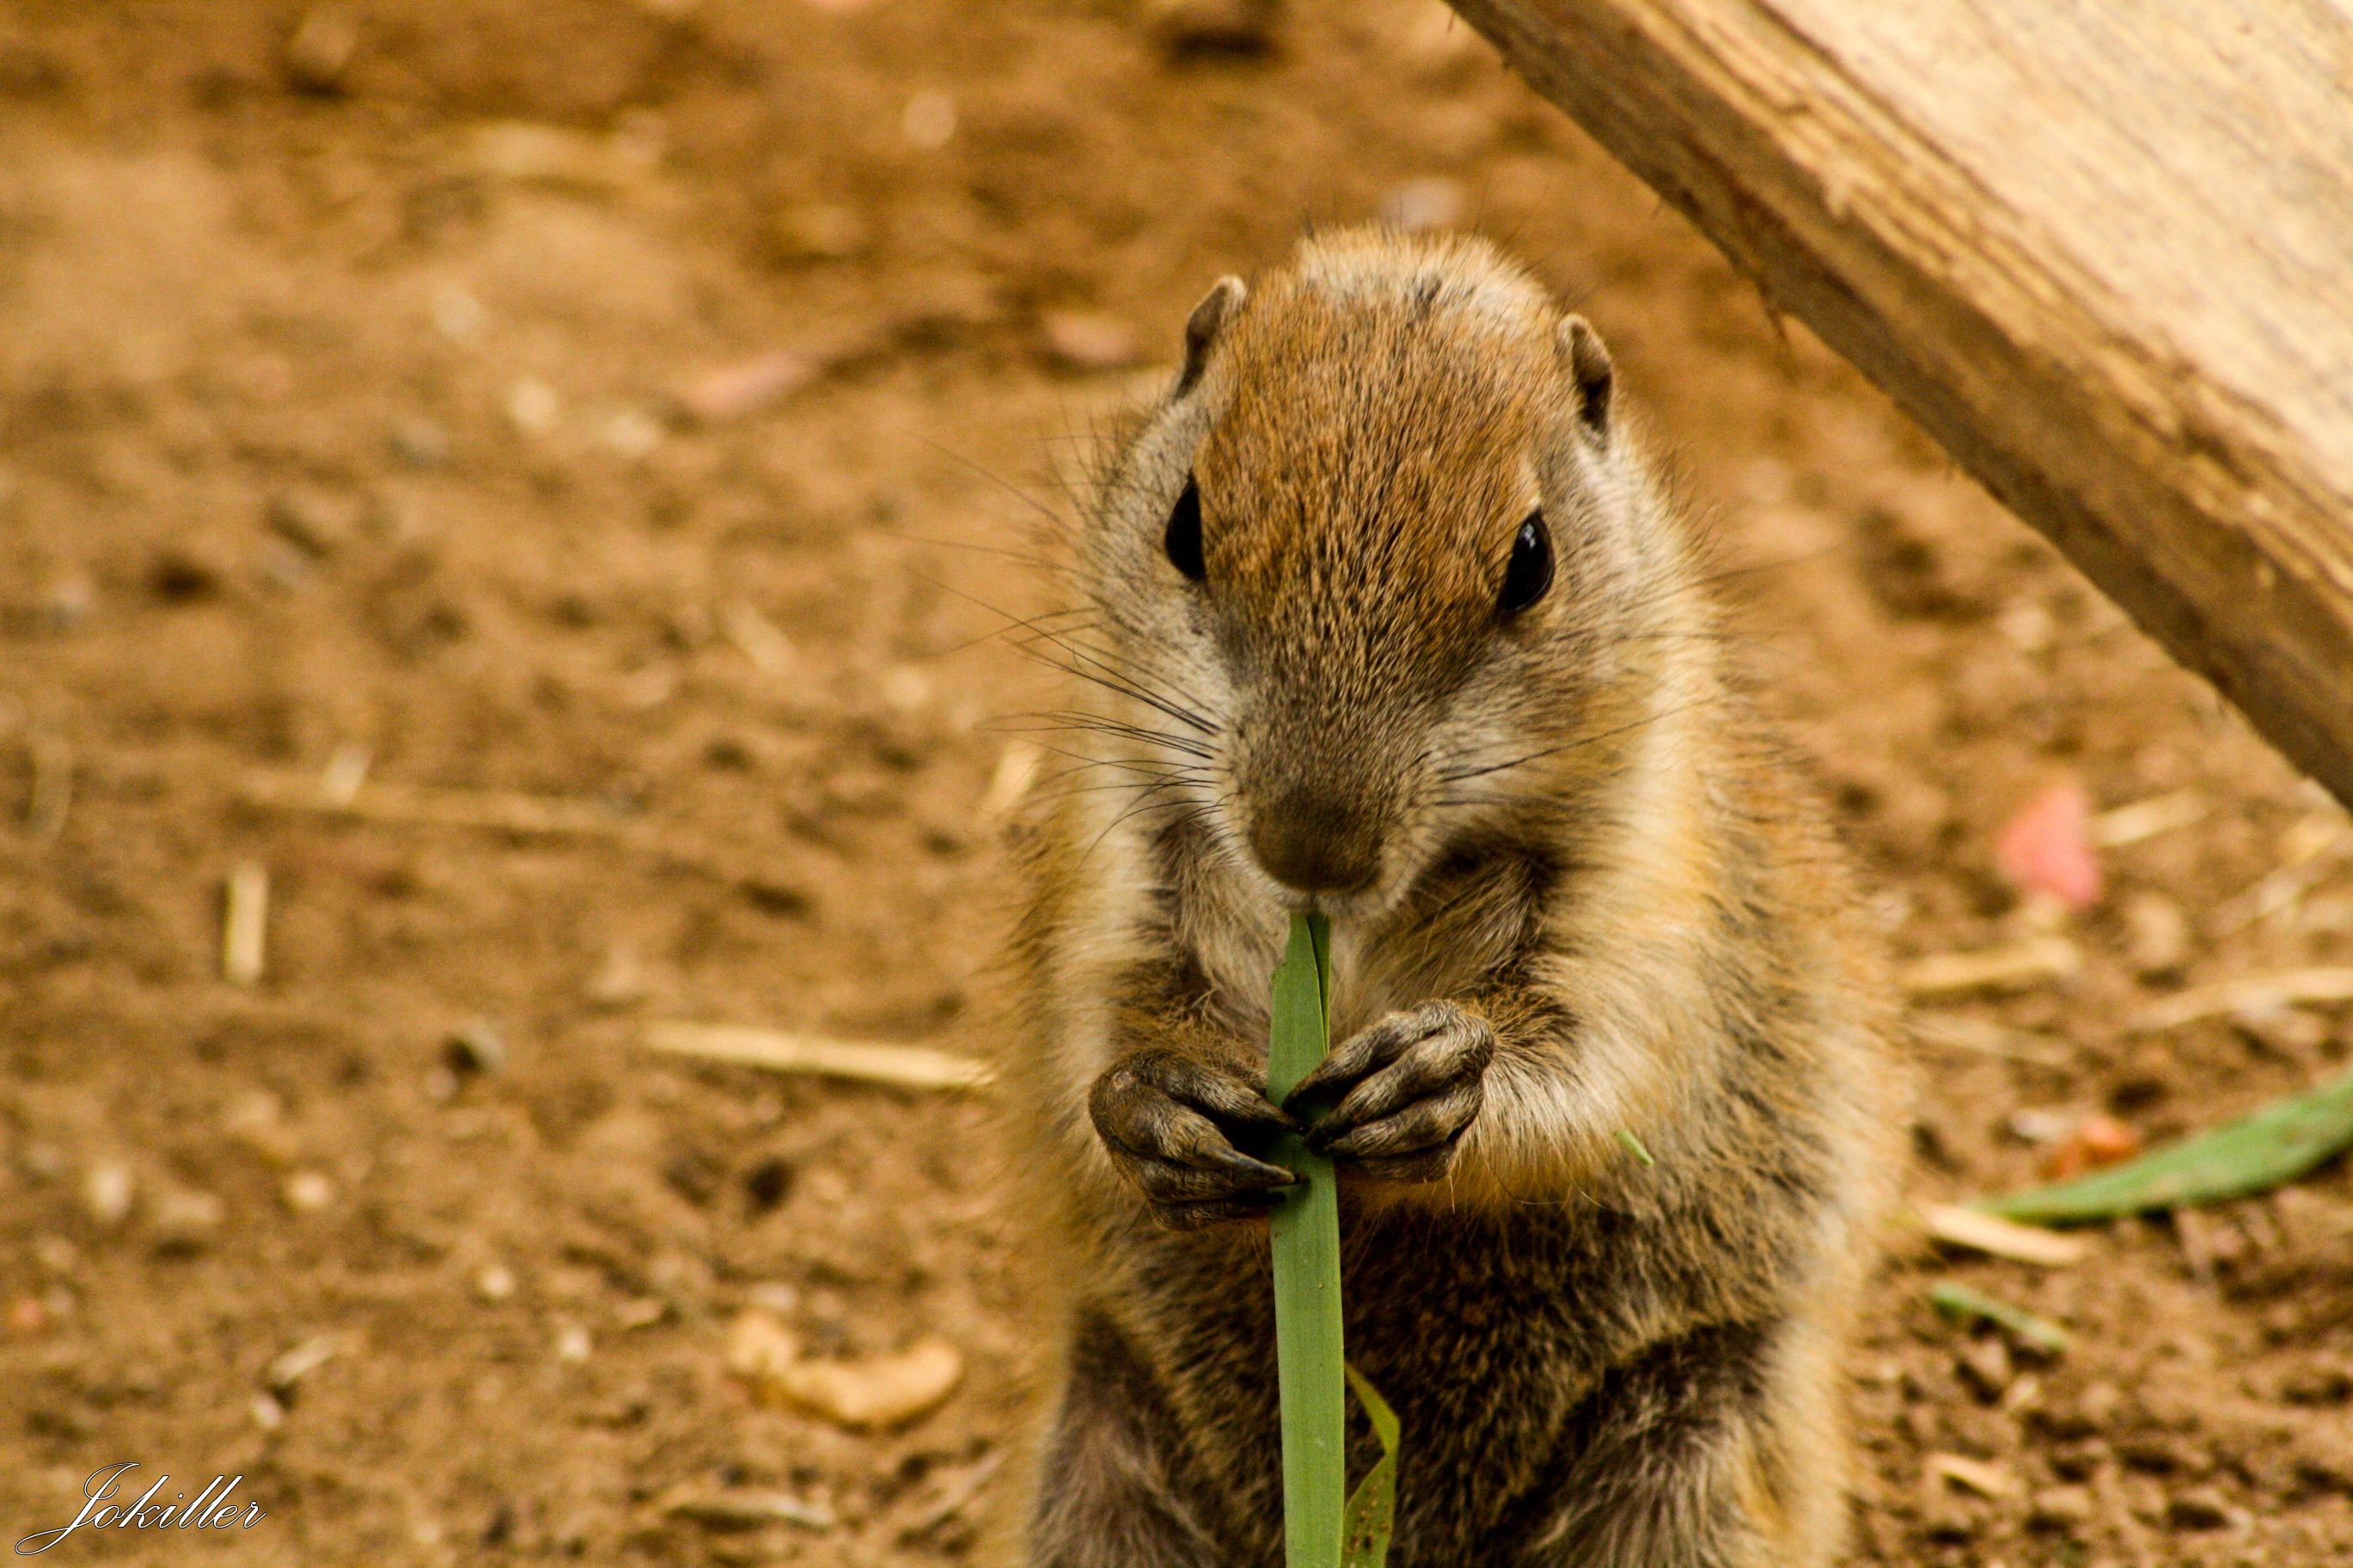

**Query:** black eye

left=1165, top=476, right=1206, bottom=582
left=1498, top=511, right=1554, bottom=613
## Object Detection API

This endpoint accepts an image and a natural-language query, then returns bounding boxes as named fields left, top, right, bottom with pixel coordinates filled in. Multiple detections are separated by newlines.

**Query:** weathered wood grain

left=1449, top=0, right=2353, bottom=804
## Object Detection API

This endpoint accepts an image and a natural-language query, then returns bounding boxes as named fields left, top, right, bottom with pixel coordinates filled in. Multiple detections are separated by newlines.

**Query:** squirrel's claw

left=1293, top=1001, right=1494, bottom=1181
left=1090, top=1049, right=1301, bottom=1228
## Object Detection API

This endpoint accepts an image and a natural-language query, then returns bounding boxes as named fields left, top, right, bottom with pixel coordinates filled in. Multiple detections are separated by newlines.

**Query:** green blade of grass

left=1342, top=1364, right=1399, bottom=1568
left=1927, top=1281, right=2073, bottom=1354
left=1269, top=912, right=1344, bottom=1568
left=1979, top=1065, right=2353, bottom=1224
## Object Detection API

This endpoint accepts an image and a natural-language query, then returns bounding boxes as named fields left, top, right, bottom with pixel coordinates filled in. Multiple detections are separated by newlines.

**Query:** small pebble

left=284, top=5, right=359, bottom=92
left=223, top=1089, right=301, bottom=1164
left=283, top=1171, right=337, bottom=1213
left=390, top=418, right=450, bottom=467
left=727, top=1309, right=801, bottom=1382
left=504, top=378, right=561, bottom=435
left=901, top=90, right=956, bottom=149
left=429, top=283, right=486, bottom=343
left=773, top=202, right=871, bottom=261
left=44, top=571, right=93, bottom=631
left=476, top=1264, right=518, bottom=1303
left=2028, top=1484, right=2096, bottom=1531
left=251, top=1393, right=286, bottom=1431
left=150, top=1191, right=222, bottom=1250
left=2164, top=1486, right=2241, bottom=1531
left=2121, top=891, right=2190, bottom=976
left=598, top=407, right=664, bottom=460
left=1040, top=310, right=1141, bottom=372
left=444, top=1017, right=506, bottom=1077
left=585, top=942, right=647, bottom=1009
left=1954, top=1337, right=2013, bottom=1402
left=747, top=1281, right=800, bottom=1315
left=554, top=1323, right=593, bottom=1364
left=82, top=1162, right=135, bottom=1227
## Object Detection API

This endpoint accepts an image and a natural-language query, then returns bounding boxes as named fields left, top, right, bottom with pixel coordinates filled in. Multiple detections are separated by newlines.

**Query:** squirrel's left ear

left=1175, top=276, right=1246, bottom=398
left=1556, top=314, right=1614, bottom=437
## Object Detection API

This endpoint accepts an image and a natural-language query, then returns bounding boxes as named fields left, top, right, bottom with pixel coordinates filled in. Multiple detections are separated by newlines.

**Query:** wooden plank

left=1447, top=0, right=2353, bottom=806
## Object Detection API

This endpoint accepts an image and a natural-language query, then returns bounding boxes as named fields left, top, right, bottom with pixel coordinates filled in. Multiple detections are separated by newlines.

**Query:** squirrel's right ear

left=1556, top=314, right=1614, bottom=437
left=1175, top=276, right=1246, bottom=398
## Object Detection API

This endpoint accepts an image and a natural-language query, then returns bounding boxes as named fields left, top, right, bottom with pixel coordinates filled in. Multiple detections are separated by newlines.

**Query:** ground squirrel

left=998, top=229, right=1898, bottom=1567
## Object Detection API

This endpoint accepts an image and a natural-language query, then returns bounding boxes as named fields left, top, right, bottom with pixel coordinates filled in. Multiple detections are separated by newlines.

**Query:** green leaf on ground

left=1980, top=1066, right=2353, bottom=1224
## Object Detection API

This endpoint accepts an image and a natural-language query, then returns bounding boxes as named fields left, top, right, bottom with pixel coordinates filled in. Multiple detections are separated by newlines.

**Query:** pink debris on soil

left=1995, top=782, right=2103, bottom=910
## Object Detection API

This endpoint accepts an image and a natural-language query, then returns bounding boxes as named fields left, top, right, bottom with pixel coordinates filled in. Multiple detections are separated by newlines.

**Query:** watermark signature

left=15, top=1465, right=266, bottom=1554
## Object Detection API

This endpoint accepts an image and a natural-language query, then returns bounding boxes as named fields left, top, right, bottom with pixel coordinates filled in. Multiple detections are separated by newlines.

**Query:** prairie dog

left=999, top=229, right=1897, bottom=1567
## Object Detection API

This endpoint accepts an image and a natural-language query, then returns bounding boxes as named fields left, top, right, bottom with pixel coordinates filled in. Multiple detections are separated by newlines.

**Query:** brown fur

left=994, top=229, right=1898, bottom=1567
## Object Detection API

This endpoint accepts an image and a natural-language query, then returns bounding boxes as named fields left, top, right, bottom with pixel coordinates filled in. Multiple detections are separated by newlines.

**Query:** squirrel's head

left=1077, top=229, right=1687, bottom=919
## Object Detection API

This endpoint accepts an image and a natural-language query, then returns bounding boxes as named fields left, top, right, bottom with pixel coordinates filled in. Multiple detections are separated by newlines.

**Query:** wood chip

left=659, top=1486, right=836, bottom=1533
left=1922, top=1202, right=2088, bottom=1266
left=2089, top=790, right=2208, bottom=848
left=2211, top=831, right=2353, bottom=933
left=677, top=351, right=814, bottom=422
left=222, top=862, right=269, bottom=986
left=2129, top=967, right=2353, bottom=1034
left=718, top=600, right=796, bottom=674
left=266, top=1332, right=352, bottom=1394
left=644, top=1024, right=993, bottom=1091
left=725, top=1309, right=800, bottom=1381
left=771, top=1337, right=963, bottom=1430
left=1926, top=1452, right=2017, bottom=1499
left=726, top=1309, right=963, bottom=1429
left=1910, top=1011, right=2069, bottom=1065
left=895, top=1450, right=1005, bottom=1542
left=1898, top=936, right=2079, bottom=999
left=454, top=120, right=651, bottom=189
left=319, top=742, right=372, bottom=806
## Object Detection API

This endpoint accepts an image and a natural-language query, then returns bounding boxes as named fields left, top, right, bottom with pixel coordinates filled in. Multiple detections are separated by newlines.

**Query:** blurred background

left=1, top=2, right=2350, bottom=1564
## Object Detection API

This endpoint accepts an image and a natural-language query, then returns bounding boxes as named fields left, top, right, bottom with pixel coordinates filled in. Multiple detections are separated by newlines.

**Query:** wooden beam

left=1449, top=0, right=2353, bottom=806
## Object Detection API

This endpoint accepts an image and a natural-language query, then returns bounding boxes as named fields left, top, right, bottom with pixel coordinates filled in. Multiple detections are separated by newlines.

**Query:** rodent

left=995, top=228, right=1898, bottom=1567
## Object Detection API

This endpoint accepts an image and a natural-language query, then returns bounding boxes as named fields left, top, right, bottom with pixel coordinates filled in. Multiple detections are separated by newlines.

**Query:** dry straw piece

left=1920, top=1203, right=2087, bottom=1267
left=222, top=862, right=270, bottom=986
left=641, top=1023, right=993, bottom=1091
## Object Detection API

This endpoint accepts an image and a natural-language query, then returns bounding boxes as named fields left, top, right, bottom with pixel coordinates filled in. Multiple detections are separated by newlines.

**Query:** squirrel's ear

left=1556, top=314, right=1614, bottom=436
left=1175, top=276, right=1246, bottom=398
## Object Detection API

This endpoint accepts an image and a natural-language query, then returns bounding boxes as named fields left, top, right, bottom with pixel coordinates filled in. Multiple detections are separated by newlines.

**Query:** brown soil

left=3, top=3, right=2350, bottom=1565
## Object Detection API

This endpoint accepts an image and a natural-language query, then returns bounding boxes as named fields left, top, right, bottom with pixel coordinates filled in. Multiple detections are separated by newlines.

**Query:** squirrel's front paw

left=1286, top=1001, right=1493, bottom=1181
left=1089, top=1051, right=1304, bottom=1229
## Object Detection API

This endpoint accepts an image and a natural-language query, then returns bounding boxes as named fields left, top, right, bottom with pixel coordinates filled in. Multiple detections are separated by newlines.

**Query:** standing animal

left=996, top=228, right=1897, bottom=1568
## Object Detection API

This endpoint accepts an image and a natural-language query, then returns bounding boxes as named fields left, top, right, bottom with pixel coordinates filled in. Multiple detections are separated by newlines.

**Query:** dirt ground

left=3, top=3, right=2350, bottom=1564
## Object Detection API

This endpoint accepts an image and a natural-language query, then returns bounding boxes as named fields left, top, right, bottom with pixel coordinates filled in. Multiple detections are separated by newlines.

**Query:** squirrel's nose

left=1247, top=787, right=1381, bottom=895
